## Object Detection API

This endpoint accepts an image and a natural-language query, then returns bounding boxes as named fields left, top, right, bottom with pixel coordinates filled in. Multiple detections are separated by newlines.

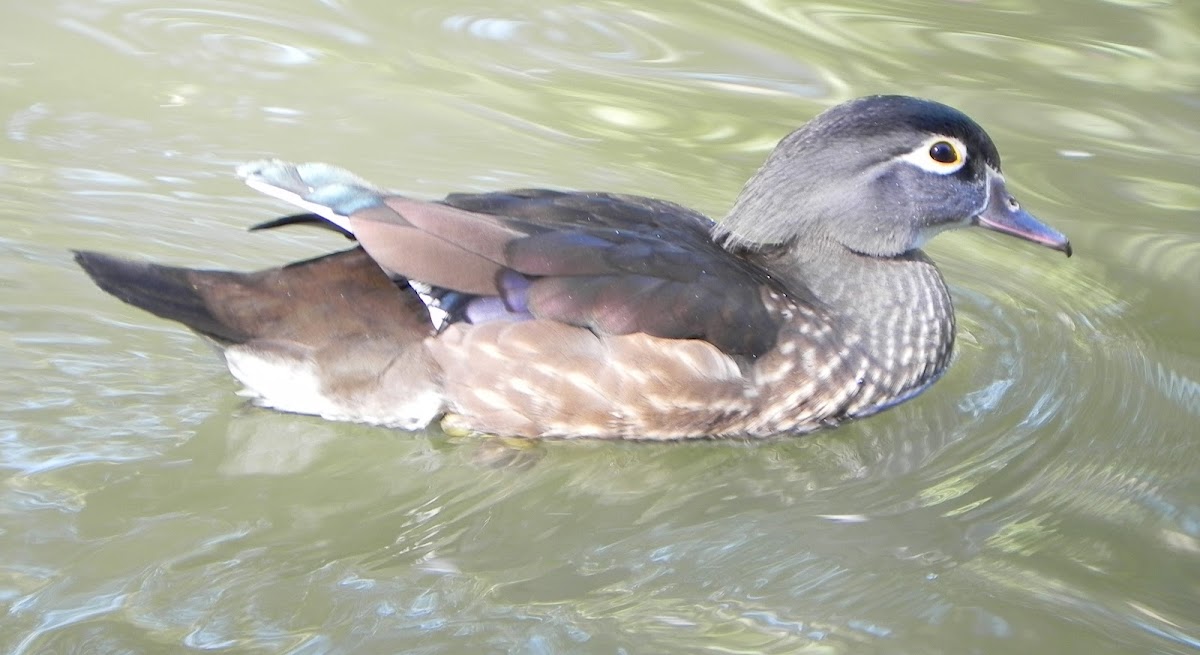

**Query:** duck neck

left=760, top=238, right=956, bottom=410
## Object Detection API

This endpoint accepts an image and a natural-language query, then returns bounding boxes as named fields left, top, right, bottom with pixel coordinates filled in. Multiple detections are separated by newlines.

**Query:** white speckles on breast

left=472, top=387, right=511, bottom=409
left=564, top=370, right=601, bottom=390
left=432, top=320, right=758, bottom=439
left=736, top=255, right=956, bottom=435
left=506, top=375, right=539, bottom=396
left=427, top=253, right=956, bottom=439
left=757, top=361, right=793, bottom=386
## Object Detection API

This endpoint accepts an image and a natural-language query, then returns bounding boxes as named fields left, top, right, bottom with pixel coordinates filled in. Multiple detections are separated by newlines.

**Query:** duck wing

left=240, top=161, right=789, bottom=358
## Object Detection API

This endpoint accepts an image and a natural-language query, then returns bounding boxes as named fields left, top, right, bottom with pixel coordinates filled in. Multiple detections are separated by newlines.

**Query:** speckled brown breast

left=430, top=256, right=955, bottom=439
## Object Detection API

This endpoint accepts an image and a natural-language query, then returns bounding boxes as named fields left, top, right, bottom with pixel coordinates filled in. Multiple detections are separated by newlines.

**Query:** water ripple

left=55, top=1, right=370, bottom=78
left=408, top=4, right=831, bottom=163
left=741, top=0, right=1200, bottom=92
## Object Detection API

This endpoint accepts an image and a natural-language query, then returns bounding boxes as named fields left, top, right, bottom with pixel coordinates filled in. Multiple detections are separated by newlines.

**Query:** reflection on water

left=2, top=0, right=1199, bottom=652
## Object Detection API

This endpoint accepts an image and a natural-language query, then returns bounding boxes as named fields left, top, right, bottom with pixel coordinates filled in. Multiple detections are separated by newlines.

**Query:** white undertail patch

left=224, top=346, right=442, bottom=431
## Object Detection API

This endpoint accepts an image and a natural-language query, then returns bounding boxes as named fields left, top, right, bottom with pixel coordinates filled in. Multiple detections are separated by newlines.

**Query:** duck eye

left=901, top=137, right=968, bottom=173
left=928, top=141, right=960, bottom=164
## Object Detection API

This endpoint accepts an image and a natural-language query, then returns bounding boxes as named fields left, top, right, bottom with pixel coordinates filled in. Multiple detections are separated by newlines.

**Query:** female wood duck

left=75, top=95, right=1070, bottom=440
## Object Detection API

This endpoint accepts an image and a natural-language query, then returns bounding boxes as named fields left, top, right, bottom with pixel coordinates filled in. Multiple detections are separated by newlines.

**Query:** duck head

left=717, top=95, right=1071, bottom=258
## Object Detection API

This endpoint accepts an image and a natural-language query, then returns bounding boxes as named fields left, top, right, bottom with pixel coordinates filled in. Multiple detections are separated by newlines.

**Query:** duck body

left=75, top=96, right=1070, bottom=439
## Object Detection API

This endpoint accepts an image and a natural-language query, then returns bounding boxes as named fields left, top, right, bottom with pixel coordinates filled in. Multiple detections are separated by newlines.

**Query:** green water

left=2, top=1, right=1198, bottom=652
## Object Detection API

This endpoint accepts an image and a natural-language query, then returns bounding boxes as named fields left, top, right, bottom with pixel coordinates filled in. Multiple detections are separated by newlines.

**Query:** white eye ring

left=899, top=136, right=968, bottom=175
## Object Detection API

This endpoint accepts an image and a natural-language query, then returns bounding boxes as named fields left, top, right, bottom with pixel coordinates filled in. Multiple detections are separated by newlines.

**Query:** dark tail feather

left=248, top=212, right=355, bottom=239
left=74, top=250, right=252, bottom=343
left=75, top=248, right=435, bottom=348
